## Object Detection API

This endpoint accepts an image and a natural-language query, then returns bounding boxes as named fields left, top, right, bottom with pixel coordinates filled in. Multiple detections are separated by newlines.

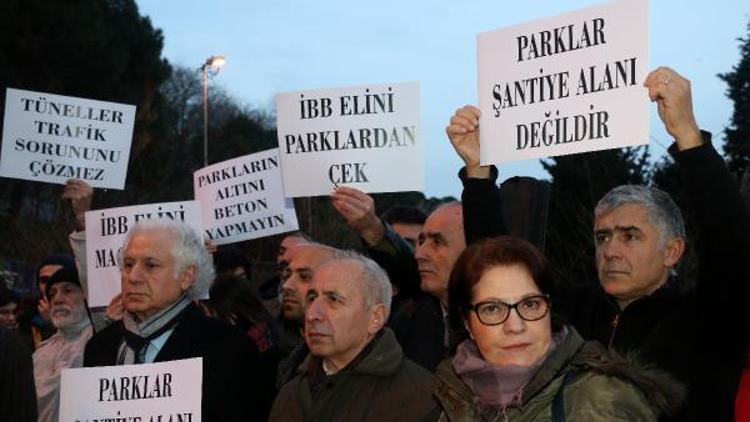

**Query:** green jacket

left=269, top=328, right=440, bottom=422
left=434, top=328, right=683, bottom=422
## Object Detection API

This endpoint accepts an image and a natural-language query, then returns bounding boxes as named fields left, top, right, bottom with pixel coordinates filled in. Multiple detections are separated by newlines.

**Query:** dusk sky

left=136, top=0, right=750, bottom=198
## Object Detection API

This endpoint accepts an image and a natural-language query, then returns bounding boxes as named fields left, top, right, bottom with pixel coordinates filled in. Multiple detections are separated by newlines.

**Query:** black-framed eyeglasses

left=468, top=294, right=550, bottom=326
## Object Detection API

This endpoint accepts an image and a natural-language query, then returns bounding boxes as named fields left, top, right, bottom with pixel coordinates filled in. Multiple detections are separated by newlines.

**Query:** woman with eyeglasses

left=433, top=236, right=683, bottom=421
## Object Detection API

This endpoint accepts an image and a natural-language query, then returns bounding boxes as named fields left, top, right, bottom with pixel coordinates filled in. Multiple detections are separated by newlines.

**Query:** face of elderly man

left=304, top=259, right=386, bottom=372
left=48, top=281, right=86, bottom=329
left=414, top=203, right=466, bottom=306
left=280, top=244, right=336, bottom=324
left=121, top=229, right=196, bottom=320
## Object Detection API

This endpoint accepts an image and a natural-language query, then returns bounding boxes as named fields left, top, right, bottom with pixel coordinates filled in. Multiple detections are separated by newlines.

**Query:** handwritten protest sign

left=84, top=201, right=202, bottom=307
left=276, top=82, right=423, bottom=197
left=194, top=149, right=299, bottom=245
left=477, top=0, right=648, bottom=164
left=0, top=88, right=135, bottom=189
left=60, top=358, right=202, bottom=422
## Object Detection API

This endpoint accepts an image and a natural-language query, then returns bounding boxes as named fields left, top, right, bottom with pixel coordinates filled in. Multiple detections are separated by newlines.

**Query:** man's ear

left=179, top=265, right=197, bottom=292
left=663, top=238, right=686, bottom=268
left=368, top=304, right=387, bottom=335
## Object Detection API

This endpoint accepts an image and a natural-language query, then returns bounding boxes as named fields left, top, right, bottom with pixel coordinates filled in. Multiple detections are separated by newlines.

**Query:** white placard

left=60, top=358, right=202, bottom=422
left=0, top=88, right=135, bottom=189
left=477, top=0, right=649, bottom=164
left=276, top=82, right=423, bottom=197
left=194, top=149, right=299, bottom=245
left=84, top=201, right=203, bottom=307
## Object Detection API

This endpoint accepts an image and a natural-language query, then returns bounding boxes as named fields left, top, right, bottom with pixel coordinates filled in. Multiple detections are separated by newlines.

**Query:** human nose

left=281, top=275, right=295, bottom=292
left=599, top=239, right=622, bottom=260
left=414, top=242, right=429, bottom=263
left=51, top=290, right=65, bottom=305
left=502, top=308, right=526, bottom=334
left=305, top=298, right=324, bottom=323
left=126, top=262, right=146, bottom=285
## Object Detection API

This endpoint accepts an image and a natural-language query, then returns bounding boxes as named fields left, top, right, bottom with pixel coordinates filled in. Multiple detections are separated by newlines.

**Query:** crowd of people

left=1, top=67, right=749, bottom=421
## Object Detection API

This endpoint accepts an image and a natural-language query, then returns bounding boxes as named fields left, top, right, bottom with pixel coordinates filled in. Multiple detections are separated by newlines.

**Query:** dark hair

left=205, top=274, right=280, bottom=351
left=448, top=236, right=563, bottom=345
left=380, top=205, right=427, bottom=226
left=213, top=245, right=251, bottom=277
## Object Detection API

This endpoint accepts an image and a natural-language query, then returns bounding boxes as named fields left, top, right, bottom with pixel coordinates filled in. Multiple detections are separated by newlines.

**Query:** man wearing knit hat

left=32, top=267, right=93, bottom=422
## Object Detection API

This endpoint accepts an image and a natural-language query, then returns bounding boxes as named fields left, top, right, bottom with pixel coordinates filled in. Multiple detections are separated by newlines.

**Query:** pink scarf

left=452, top=328, right=567, bottom=408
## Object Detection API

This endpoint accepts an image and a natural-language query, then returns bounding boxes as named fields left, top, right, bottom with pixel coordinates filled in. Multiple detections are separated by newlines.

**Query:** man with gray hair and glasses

left=84, top=220, right=270, bottom=421
left=446, top=66, right=750, bottom=420
left=269, top=250, right=439, bottom=421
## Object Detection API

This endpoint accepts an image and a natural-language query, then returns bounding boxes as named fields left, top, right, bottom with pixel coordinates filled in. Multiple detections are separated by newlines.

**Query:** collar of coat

left=296, top=328, right=404, bottom=378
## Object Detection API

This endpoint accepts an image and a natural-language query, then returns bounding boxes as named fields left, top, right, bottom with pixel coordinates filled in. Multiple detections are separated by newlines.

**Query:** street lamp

left=200, top=54, right=227, bottom=167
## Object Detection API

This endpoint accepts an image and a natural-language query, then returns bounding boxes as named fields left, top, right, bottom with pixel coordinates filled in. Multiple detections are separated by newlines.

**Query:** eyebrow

left=476, top=292, right=542, bottom=303
left=322, top=290, right=347, bottom=303
left=424, top=232, right=447, bottom=243
left=595, top=225, right=643, bottom=234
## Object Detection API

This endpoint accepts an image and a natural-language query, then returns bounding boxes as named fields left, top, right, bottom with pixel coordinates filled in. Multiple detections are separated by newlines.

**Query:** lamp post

left=200, top=55, right=227, bottom=167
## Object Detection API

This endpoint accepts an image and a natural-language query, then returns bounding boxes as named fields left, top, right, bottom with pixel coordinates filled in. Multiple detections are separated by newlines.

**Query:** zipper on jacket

left=607, top=313, right=620, bottom=350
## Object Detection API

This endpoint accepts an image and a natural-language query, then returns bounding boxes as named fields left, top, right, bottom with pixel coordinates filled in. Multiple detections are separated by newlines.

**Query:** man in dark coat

left=84, top=220, right=271, bottom=421
left=269, top=251, right=439, bottom=421
left=445, top=67, right=750, bottom=421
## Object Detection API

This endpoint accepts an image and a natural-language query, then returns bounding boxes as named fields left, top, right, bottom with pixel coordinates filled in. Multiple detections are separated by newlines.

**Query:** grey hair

left=595, top=185, right=685, bottom=246
left=118, top=220, right=214, bottom=300
left=329, top=250, right=393, bottom=318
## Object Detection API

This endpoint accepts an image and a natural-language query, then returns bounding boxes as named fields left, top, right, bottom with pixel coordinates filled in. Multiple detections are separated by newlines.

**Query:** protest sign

left=84, top=201, right=202, bottom=307
left=60, top=358, right=202, bottom=422
left=477, top=0, right=648, bottom=164
left=276, top=82, right=423, bottom=197
left=0, top=88, right=135, bottom=189
left=194, top=149, right=299, bottom=245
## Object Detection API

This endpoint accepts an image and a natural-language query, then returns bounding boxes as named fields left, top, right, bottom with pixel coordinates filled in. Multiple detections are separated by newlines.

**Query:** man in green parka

left=268, top=251, right=439, bottom=422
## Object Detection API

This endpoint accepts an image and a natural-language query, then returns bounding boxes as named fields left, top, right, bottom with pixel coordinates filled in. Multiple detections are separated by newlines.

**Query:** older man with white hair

left=269, top=250, right=439, bottom=421
left=33, top=267, right=92, bottom=422
left=84, top=220, right=269, bottom=421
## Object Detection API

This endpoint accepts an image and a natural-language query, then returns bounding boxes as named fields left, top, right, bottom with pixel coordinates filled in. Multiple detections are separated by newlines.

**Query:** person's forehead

left=125, top=231, right=176, bottom=257
left=39, top=264, right=63, bottom=278
left=0, top=302, right=16, bottom=310
left=288, top=246, right=333, bottom=269
left=281, top=235, right=306, bottom=249
left=595, top=203, right=657, bottom=230
left=425, top=206, right=463, bottom=233
left=473, top=264, right=540, bottom=301
left=49, top=281, right=82, bottom=292
left=313, top=261, right=361, bottom=294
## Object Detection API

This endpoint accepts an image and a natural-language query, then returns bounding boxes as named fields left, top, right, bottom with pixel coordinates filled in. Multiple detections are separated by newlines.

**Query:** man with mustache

left=32, top=267, right=93, bottom=422
left=269, top=251, right=438, bottom=421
